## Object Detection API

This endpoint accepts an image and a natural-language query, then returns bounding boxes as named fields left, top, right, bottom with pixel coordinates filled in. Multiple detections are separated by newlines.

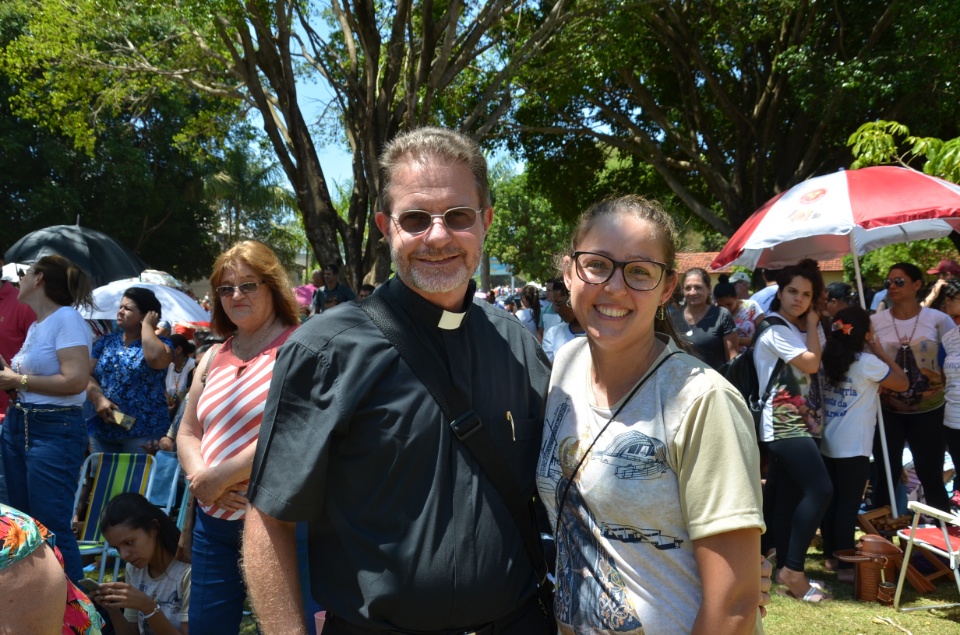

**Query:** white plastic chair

left=893, top=500, right=960, bottom=611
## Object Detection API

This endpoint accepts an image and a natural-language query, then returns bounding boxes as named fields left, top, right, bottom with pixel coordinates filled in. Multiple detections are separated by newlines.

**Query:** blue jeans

left=190, top=508, right=320, bottom=634
left=0, top=403, right=87, bottom=583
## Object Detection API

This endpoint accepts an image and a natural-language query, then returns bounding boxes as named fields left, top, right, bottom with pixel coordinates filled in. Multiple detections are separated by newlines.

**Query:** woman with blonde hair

left=177, top=240, right=301, bottom=633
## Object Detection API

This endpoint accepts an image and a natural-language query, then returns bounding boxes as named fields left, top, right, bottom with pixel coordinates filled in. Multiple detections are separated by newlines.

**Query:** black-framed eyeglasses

left=572, top=251, right=669, bottom=291
left=392, top=207, right=480, bottom=235
left=215, top=281, right=265, bottom=298
left=883, top=277, right=907, bottom=289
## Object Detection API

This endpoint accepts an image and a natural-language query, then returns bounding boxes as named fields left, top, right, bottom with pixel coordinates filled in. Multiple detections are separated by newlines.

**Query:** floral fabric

left=0, top=503, right=103, bottom=634
left=91, top=331, right=172, bottom=440
left=732, top=299, right=764, bottom=352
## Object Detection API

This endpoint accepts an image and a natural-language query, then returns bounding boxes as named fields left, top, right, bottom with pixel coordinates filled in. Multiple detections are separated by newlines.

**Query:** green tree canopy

left=0, top=0, right=577, bottom=288
left=486, top=167, right=574, bottom=282
left=514, top=0, right=960, bottom=236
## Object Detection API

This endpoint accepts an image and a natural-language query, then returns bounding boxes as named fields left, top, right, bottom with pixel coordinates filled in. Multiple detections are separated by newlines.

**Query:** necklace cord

left=555, top=350, right=679, bottom=517
left=234, top=316, right=278, bottom=361
left=891, top=308, right=921, bottom=348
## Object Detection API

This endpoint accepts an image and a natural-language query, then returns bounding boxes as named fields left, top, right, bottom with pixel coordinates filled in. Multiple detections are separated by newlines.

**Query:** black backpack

left=720, top=315, right=787, bottom=435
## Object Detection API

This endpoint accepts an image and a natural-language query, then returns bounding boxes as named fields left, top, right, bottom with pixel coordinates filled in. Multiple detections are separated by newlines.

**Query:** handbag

left=835, top=534, right=902, bottom=603
left=175, top=343, right=221, bottom=564
left=359, top=293, right=556, bottom=624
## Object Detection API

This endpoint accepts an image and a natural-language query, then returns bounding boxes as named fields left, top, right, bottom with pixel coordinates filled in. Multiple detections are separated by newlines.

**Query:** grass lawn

left=763, top=543, right=960, bottom=634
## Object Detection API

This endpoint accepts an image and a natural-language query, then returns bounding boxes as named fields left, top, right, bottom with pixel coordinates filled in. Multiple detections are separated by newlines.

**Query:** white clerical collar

left=437, top=310, right=466, bottom=330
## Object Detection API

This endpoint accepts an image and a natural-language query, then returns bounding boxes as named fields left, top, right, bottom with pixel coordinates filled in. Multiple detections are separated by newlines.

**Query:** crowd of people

left=2, top=124, right=960, bottom=633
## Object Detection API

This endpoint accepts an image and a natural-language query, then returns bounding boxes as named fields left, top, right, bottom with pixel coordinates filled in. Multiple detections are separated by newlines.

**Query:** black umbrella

left=5, top=225, right=148, bottom=287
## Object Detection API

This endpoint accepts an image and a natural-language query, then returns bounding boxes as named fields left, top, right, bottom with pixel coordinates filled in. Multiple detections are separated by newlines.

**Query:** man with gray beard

left=243, top=127, right=553, bottom=634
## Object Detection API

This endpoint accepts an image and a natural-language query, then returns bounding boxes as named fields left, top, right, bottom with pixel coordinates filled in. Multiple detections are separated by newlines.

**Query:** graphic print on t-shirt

left=888, top=344, right=929, bottom=408
left=770, top=362, right=824, bottom=438
left=548, top=427, right=688, bottom=634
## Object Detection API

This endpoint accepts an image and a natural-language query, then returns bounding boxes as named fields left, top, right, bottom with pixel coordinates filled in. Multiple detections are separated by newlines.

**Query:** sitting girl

left=92, top=492, right=190, bottom=634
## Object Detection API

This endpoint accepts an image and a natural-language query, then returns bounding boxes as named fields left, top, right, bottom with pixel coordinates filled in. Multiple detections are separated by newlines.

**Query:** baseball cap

left=729, top=272, right=751, bottom=285
left=927, top=259, right=960, bottom=276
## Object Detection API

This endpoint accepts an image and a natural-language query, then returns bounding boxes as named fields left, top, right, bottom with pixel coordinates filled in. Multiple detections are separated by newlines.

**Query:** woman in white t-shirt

left=754, top=259, right=832, bottom=602
left=0, top=255, right=93, bottom=584
left=870, top=263, right=955, bottom=514
left=95, top=492, right=190, bottom=634
left=819, top=307, right=907, bottom=582
left=536, top=195, right=765, bottom=634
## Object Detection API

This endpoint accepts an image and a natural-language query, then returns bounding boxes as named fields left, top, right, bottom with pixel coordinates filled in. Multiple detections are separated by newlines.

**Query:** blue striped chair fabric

left=73, top=453, right=154, bottom=582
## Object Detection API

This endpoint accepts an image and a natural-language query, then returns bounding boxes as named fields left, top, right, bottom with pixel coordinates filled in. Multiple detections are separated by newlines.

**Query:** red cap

left=927, top=259, right=960, bottom=275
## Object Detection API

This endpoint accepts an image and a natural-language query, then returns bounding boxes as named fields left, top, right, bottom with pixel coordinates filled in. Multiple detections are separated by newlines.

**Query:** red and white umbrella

left=712, top=166, right=960, bottom=271
left=713, top=165, right=960, bottom=518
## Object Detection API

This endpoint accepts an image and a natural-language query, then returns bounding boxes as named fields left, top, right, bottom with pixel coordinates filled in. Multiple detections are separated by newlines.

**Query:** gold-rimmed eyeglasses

left=392, top=207, right=480, bottom=235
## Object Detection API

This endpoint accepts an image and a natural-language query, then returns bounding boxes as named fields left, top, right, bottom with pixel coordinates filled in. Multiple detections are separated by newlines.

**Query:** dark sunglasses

left=392, top=207, right=479, bottom=235
left=215, top=281, right=265, bottom=298
left=883, top=277, right=908, bottom=289
left=17, top=268, right=28, bottom=278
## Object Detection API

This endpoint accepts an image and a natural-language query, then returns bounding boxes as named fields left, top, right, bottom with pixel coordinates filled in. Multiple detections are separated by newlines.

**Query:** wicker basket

left=835, top=535, right=902, bottom=603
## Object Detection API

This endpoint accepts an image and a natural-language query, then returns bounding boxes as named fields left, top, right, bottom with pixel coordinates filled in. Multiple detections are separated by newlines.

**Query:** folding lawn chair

left=893, top=501, right=960, bottom=611
left=73, top=452, right=154, bottom=582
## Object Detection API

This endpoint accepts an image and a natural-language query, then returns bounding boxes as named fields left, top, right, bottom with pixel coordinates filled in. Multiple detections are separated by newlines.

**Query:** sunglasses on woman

left=883, top=277, right=908, bottom=289
left=215, top=281, right=265, bottom=298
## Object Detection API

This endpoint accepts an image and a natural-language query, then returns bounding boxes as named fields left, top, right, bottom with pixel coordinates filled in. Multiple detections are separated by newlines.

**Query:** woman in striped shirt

left=177, top=241, right=300, bottom=634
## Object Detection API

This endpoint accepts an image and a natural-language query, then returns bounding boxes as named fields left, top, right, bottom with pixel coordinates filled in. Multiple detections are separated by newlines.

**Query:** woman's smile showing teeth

left=596, top=305, right=630, bottom=318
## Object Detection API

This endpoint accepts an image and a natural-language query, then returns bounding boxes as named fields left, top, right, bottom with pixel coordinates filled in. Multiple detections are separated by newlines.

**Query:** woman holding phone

left=87, top=287, right=173, bottom=454
left=0, top=255, right=94, bottom=583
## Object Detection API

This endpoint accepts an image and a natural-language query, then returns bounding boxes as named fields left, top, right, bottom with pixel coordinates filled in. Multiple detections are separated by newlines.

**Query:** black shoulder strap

left=358, top=292, right=554, bottom=599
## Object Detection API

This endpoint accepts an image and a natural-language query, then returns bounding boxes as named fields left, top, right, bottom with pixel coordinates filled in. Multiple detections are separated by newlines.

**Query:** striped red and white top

left=197, top=326, right=296, bottom=520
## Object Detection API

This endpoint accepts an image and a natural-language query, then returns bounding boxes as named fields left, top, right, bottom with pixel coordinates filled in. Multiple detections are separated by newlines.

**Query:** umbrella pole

left=849, top=235, right=899, bottom=518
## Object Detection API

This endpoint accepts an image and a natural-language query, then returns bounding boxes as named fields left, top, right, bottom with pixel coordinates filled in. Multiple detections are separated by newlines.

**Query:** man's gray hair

left=378, top=127, right=491, bottom=215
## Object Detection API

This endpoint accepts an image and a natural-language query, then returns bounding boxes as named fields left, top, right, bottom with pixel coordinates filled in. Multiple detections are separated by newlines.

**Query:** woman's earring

left=656, top=304, right=665, bottom=321
left=565, top=299, right=572, bottom=308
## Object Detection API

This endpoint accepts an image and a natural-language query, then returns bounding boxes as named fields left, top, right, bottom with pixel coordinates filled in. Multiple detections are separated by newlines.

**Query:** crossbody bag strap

left=555, top=350, right=679, bottom=516
left=359, top=293, right=554, bottom=599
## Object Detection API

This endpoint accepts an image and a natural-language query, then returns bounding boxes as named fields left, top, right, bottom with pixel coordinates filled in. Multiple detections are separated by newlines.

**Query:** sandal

left=776, top=585, right=832, bottom=603
left=798, top=586, right=832, bottom=603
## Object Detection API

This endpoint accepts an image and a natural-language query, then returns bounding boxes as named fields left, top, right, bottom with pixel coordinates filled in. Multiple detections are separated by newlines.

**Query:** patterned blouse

left=91, top=331, right=172, bottom=440
left=0, top=503, right=103, bottom=634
